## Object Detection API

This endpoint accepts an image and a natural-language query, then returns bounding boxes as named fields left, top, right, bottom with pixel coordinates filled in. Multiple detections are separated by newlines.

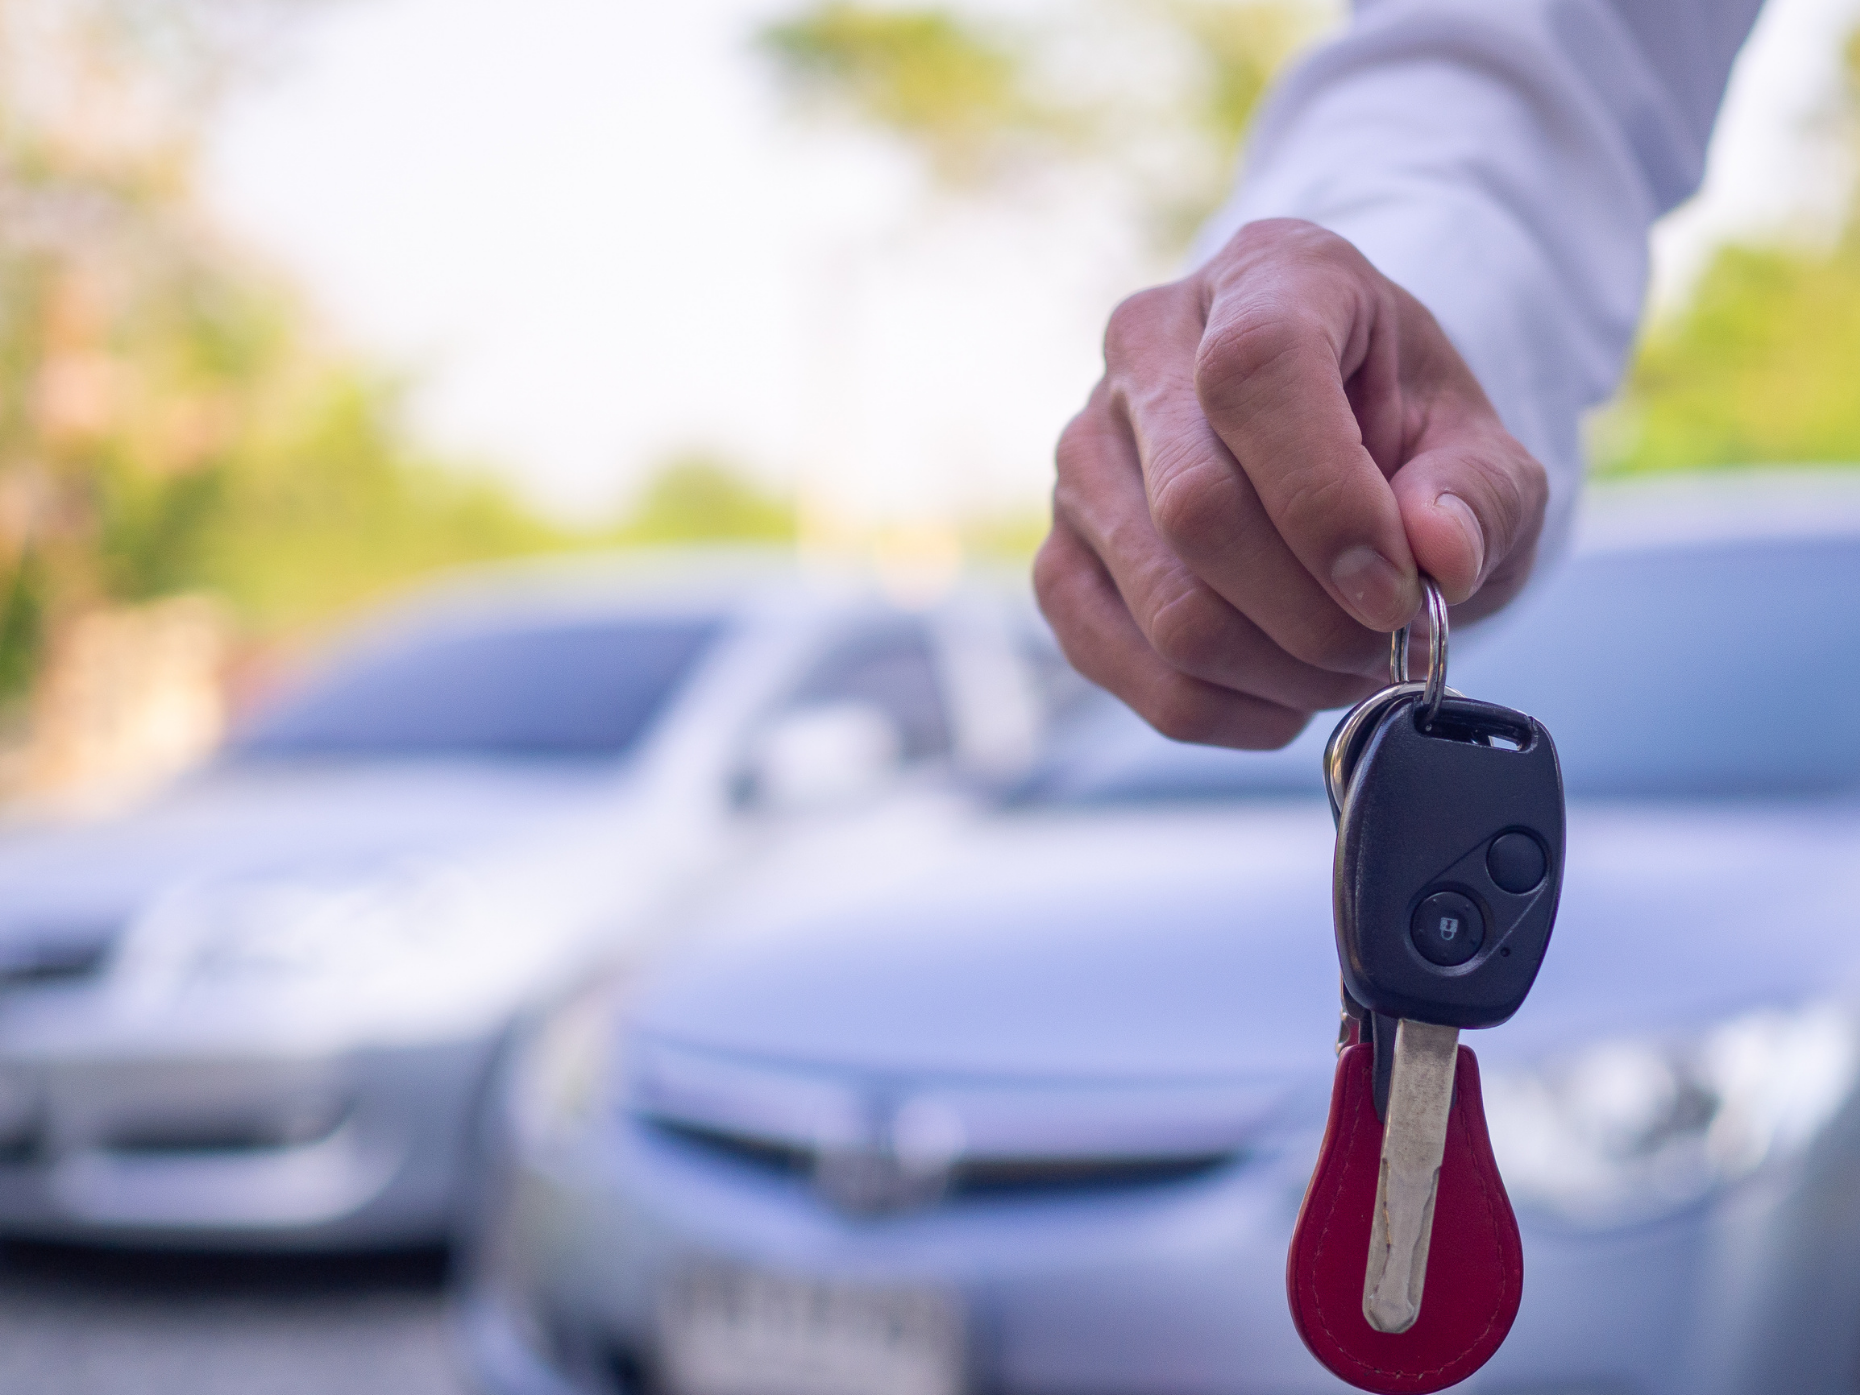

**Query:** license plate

left=658, top=1260, right=965, bottom=1395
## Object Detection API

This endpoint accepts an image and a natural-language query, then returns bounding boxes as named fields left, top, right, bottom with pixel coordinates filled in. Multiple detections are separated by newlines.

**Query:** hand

left=1035, top=218, right=1548, bottom=749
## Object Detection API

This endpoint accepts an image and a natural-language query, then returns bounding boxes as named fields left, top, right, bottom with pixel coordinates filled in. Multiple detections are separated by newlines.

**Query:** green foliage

left=0, top=555, right=45, bottom=700
left=958, top=505, right=1048, bottom=561
left=0, top=0, right=573, bottom=698
left=1593, top=23, right=1860, bottom=476
left=758, top=0, right=1325, bottom=249
left=759, top=3, right=1070, bottom=185
left=185, top=373, right=564, bottom=629
left=1593, top=236, right=1860, bottom=474
left=616, top=456, right=796, bottom=545
left=1173, top=1, right=1304, bottom=157
left=1146, top=0, right=1319, bottom=245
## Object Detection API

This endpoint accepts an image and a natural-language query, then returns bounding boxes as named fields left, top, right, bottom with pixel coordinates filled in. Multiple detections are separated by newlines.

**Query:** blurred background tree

left=757, top=0, right=1325, bottom=568
left=617, top=455, right=796, bottom=545
left=5, top=0, right=1853, bottom=753
left=766, top=2, right=1860, bottom=486
left=758, top=3, right=1075, bottom=188
left=758, top=0, right=1323, bottom=254
left=0, top=0, right=568, bottom=709
left=1144, top=0, right=1318, bottom=245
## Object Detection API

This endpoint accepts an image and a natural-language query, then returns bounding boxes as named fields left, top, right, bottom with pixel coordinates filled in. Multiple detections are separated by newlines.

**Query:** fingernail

left=1330, top=546, right=1414, bottom=630
left=1436, top=492, right=1485, bottom=582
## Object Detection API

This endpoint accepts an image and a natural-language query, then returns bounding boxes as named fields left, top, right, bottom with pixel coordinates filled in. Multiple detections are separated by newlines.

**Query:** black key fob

left=1333, top=691, right=1565, bottom=1029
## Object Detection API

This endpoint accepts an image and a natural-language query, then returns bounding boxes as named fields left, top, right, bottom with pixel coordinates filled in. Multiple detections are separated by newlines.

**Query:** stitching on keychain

left=1456, top=1061, right=1524, bottom=1297
left=1304, top=1052, right=1371, bottom=1313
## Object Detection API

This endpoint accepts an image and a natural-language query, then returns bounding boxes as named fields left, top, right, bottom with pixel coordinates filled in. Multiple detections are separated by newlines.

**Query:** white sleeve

left=1192, top=0, right=1765, bottom=560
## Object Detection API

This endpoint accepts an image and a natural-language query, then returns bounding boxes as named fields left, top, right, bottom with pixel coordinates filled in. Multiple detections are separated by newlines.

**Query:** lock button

left=1411, top=890, right=1484, bottom=967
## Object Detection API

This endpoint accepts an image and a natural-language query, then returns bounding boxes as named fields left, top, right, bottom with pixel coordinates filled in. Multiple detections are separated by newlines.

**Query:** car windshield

left=232, top=614, right=727, bottom=761
left=1025, top=536, right=1860, bottom=802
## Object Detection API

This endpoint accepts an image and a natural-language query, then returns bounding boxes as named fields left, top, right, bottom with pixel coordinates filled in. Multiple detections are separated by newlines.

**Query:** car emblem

left=812, top=1094, right=964, bottom=1216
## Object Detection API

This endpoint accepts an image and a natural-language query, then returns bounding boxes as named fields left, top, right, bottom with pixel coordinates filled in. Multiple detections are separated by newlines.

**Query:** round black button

left=1411, top=891, right=1484, bottom=966
left=1487, top=832, right=1547, bottom=894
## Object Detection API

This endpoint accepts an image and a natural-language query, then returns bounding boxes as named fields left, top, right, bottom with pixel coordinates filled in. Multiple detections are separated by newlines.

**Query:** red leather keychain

left=1286, top=1033, right=1522, bottom=1394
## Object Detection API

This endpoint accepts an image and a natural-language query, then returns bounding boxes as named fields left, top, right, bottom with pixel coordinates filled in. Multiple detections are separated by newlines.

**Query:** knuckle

left=1032, top=527, right=1098, bottom=638
left=1048, top=467, right=1088, bottom=530
left=1467, top=437, right=1549, bottom=562
left=1050, top=411, right=1115, bottom=521
left=1148, top=456, right=1232, bottom=558
left=1509, top=451, right=1550, bottom=534
left=1031, top=528, right=1098, bottom=645
left=1030, top=531, right=1068, bottom=614
left=1053, top=391, right=1125, bottom=486
left=1146, top=586, right=1229, bottom=677
left=1103, top=285, right=1175, bottom=363
left=1231, top=216, right=1350, bottom=261
left=1195, top=309, right=1297, bottom=387
left=1194, top=311, right=1321, bottom=421
left=1053, top=412, right=1092, bottom=480
left=1208, top=212, right=1364, bottom=281
left=1273, top=467, right=1359, bottom=548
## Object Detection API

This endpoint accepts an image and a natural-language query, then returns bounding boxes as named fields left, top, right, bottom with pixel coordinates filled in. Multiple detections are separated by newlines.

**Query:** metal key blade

left=1362, top=1019, right=1459, bottom=1333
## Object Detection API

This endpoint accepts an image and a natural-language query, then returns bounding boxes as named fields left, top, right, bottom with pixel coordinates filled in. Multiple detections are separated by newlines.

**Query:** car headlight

left=507, top=974, right=633, bottom=1152
left=119, top=866, right=472, bottom=980
left=108, top=863, right=569, bottom=1049
left=1483, top=1002, right=1859, bottom=1226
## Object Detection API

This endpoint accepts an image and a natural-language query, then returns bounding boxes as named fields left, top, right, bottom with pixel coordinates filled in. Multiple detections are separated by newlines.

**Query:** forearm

left=1194, top=0, right=1764, bottom=560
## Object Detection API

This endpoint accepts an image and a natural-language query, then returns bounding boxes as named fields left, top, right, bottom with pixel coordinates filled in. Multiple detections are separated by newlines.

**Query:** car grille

left=647, top=1118, right=1241, bottom=1200
left=628, top=1039, right=1282, bottom=1214
left=0, top=933, right=115, bottom=988
left=954, top=1153, right=1238, bottom=1194
left=103, top=1117, right=344, bottom=1155
left=99, top=1094, right=352, bottom=1156
left=653, top=1120, right=812, bottom=1176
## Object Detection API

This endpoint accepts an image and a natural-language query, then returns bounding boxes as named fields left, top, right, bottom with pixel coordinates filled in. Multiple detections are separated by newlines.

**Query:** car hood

left=633, top=797, right=1860, bottom=1088
left=0, top=760, right=627, bottom=970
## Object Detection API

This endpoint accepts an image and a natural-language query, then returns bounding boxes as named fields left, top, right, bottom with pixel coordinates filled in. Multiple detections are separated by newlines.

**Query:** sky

left=203, top=0, right=1860, bottom=526
left=203, top=0, right=1138, bottom=526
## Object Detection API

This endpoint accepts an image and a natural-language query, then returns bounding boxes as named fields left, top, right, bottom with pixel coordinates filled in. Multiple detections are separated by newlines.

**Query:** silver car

left=460, top=476, right=1860, bottom=1395
left=0, top=553, right=1051, bottom=1248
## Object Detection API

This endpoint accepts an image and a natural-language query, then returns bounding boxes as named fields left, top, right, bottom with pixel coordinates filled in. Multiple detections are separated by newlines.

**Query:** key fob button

left=1411, top=890, right=1484, bottom=966
left=1486, top=831, right=1547, bottom=894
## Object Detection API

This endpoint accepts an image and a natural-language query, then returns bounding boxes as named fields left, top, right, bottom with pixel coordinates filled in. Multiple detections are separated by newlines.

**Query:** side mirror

left=736, top=703, right=905, bottom=813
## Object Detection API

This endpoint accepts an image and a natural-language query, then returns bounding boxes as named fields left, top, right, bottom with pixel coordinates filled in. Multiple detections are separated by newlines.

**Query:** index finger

left=1192, top=225, right=1420, bottom=632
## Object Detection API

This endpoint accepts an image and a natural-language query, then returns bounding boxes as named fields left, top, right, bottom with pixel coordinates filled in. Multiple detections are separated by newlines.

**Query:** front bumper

left=0, top=1031, right=500, bottom=1249
left=458, top=1113, right=1757, bottom=1395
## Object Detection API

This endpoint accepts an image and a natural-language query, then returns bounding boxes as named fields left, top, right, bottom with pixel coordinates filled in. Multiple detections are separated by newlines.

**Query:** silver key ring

left=1325, top=579, right=1457, bottom=816
left=1389, top=578, right=1448, bottom=728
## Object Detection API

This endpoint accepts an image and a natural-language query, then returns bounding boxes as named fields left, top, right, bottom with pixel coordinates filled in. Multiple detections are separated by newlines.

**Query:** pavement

left=0, top=1243, right=469, bottom=1395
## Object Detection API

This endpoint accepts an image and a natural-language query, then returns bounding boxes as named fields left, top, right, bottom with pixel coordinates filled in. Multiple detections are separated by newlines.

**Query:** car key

left=1361, top=1015, right=1457, bottom=1333
left=1338, top=586, right=1563, bottom=1332
left=1287, top=580, right=1565, bottom=1394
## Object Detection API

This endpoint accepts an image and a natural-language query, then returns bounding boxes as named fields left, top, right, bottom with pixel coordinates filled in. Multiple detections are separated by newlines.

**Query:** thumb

left=1389, top=428, right=1547, bottom=606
